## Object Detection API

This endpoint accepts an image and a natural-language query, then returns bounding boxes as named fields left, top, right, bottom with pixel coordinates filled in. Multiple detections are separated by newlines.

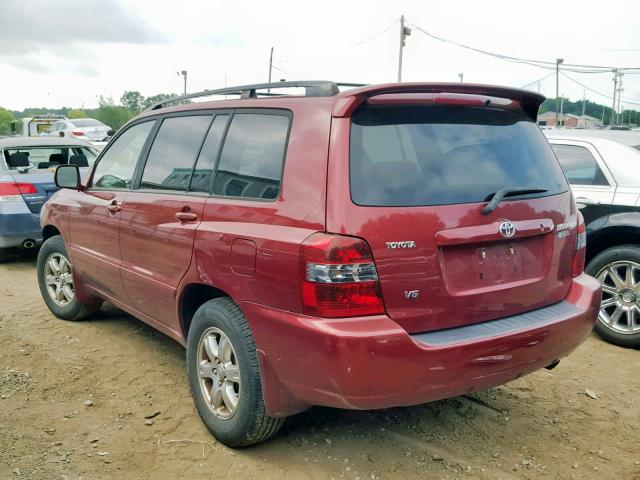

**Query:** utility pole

left=560, top=95, right=564, bottom=127
left=611, top=69, right=618, bottom=126
left=397, top=15, right=411, bottom=82
left=267, top=47, right=274, bottom=92
left=582, top=90, right=586, bottom=116
left=458, top=73, right=464, bottom=83
left=556, top=58, right=563, bottom=127
left=617, top=73, right=624, bottom=124
left=177, top=70, right=187, bottom=94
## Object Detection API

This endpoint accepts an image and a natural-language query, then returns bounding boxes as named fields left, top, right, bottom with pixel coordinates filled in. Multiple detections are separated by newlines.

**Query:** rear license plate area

left=440, top=237, right=545, bottom=295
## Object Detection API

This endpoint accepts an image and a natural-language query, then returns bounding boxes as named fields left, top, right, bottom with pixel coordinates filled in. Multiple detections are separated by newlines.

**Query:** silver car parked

left=0, top=137, right=98, bottom=261
left=46, top=118, right=114, bottom=144
left=546, top=131, right=640, bottom=348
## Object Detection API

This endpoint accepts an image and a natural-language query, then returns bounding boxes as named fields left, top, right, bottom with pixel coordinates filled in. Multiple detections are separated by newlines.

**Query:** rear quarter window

left=350, top=106, right=568, bottom=207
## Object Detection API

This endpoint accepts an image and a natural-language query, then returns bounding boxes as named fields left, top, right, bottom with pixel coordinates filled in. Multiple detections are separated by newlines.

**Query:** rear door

left=119, top=113, right=224, bottom=328
left=328, top=100, right=577, bottom=333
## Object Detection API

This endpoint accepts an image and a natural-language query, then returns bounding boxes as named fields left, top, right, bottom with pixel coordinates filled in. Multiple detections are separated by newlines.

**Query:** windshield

left=350, top=105, right=568, bottom=207
left=2, top=146, right=98, bottom=170
left=70, top=119, right=104, bottom=128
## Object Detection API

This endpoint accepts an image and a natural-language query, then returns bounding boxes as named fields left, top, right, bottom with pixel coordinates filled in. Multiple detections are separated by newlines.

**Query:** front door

left=119, top=113, right=223, bottom=329
left=67, top=120, right=155, bottom=301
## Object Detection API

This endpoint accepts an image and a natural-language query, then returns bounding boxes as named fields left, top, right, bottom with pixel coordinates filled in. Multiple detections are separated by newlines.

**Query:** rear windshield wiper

left=482, top=187, right=548, bottom=215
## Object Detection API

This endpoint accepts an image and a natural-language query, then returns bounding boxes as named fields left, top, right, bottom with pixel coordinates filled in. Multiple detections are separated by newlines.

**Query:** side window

left=551, top=144, right=609, bottom=186
left=213, top=113, right=289, bottom=200
left=92, top=121, right=154, bottom=189
left=189, top=115, right=229, bottom=193
left=139, top=115, right=212, bottom=191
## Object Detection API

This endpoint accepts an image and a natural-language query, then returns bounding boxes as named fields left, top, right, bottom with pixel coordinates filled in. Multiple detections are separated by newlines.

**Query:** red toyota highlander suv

left=38, top=81, right=601, bottom=447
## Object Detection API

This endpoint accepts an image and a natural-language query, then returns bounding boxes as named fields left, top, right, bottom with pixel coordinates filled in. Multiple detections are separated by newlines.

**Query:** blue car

left=0, top=136, right=98, bottom=260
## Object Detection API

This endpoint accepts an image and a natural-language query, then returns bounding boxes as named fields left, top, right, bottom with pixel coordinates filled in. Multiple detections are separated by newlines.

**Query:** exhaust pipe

left=545, top=359, right=560, bottom=371
left=22, top=239, right=36, bottom=249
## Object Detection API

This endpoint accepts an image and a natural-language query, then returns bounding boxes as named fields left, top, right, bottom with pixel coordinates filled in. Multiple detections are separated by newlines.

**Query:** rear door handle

left=107, top=201, right=121, bottom=213
left=175, top=212, right=198, bottom=222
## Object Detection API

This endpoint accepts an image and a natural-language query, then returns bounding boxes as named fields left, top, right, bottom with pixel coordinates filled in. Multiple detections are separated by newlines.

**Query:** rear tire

left=186, top=297, right=284, bottom=447
left=37, top=235, right=100, bottom=321
left=586, top=245, right=640, bottom=348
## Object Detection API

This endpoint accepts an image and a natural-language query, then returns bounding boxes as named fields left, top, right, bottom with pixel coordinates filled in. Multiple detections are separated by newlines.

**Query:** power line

left=520, top=72, right=555, bottom=89
left=274, top=20, right=398, bottom=78
left=561, top=72, right=640, bottom=107
left=271, top=64, right=298, bottom=79
left=409, top=22, right=640, bottom=74
left=348, top=20, right=397, bottom=49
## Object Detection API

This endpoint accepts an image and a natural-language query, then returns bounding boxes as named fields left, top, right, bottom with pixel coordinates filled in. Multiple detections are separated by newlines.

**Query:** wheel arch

left=42, top=224, right=61, bottom=241
left=178, top=283, right=230, bottom=339
left=586, top=225, right=640, bottom=265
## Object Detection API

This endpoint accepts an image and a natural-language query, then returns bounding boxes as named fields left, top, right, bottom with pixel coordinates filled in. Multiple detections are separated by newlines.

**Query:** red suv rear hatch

left=327, top=85, right=579, bottom=334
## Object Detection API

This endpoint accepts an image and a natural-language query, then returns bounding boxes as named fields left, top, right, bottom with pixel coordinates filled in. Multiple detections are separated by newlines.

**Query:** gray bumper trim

left=411, top=301, right=581, bottom=347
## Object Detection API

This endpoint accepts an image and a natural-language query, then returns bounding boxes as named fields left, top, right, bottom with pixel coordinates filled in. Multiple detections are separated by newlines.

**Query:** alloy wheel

left=596, top=261, right=640, bottom=335
left=197, top=327, right=241, bottom=419
left=44, top=253, right=74, bottom=307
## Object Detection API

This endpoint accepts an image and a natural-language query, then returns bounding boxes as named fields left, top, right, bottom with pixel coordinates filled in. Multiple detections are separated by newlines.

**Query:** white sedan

left=46, top=118, right=113, bottom=144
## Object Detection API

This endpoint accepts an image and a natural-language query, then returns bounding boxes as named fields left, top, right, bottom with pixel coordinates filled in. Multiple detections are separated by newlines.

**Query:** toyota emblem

left=499, top=221, right=516, bottom=238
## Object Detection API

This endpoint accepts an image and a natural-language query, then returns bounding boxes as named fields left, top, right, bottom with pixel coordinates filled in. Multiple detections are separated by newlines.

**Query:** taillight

left=301, top=233, right=385, bottom=318
left=71, top=131, right=86, bottom=136
left=572, top=212, right=587, bottom=277
left=0, top=181, right=37, bottom=200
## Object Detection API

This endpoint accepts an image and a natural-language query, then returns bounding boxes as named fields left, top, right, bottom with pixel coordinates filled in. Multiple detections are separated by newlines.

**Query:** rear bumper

left=0, top=210, right=42, bottom=248
left=243, top=274, right=601, bottom=417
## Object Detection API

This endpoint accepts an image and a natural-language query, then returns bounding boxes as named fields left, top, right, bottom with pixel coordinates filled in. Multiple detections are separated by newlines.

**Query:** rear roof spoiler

left=332, top=82, right=545, bottom=121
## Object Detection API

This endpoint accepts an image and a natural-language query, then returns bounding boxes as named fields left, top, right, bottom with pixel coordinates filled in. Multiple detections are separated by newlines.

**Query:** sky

left=1, top=0, right=639, bottom=111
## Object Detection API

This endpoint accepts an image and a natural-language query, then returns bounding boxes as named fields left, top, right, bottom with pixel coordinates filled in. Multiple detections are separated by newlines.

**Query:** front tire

left=186, top=298, right=284, bottom=447
left=37, top=235, right=100, bottom=321
left=586, top=245, right=640, bottom=348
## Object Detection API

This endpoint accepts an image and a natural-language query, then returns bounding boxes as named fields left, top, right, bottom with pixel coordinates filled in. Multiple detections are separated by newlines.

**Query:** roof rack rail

left=147, top=81, right=367, bottom=111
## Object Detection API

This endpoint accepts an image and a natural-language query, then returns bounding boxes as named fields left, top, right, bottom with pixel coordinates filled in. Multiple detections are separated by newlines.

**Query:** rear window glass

left=139, top=115, right=212, bottom=191
left=350, top=106, right=568, bottom=207
left=213, top=113, right=289, bottom=200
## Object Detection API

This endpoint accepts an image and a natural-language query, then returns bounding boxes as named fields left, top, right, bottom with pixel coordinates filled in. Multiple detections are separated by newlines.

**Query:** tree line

left=0, top=91, right=177, bottom=134
left=1, top=92, right=638, bottom=136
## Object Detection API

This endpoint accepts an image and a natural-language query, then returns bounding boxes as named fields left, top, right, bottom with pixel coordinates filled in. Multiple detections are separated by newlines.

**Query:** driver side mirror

left=55, top=165, right=81, bottom=190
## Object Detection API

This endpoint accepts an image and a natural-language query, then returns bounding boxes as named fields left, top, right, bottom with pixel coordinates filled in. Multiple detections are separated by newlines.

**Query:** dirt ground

left=1, top=250, right=639, bottom=480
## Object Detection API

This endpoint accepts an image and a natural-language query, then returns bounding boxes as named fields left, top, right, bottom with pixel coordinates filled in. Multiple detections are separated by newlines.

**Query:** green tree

left=0, top=107, right=15, bottom=135
left=120, top=90, right=144, bottom=111
left=93, top=106, right=135, bottom=131
left=67, top=109, right=87, bottom=119
left=142, top=93, right=177, bottom=109
left=98, top=95, right=115, bottom=108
